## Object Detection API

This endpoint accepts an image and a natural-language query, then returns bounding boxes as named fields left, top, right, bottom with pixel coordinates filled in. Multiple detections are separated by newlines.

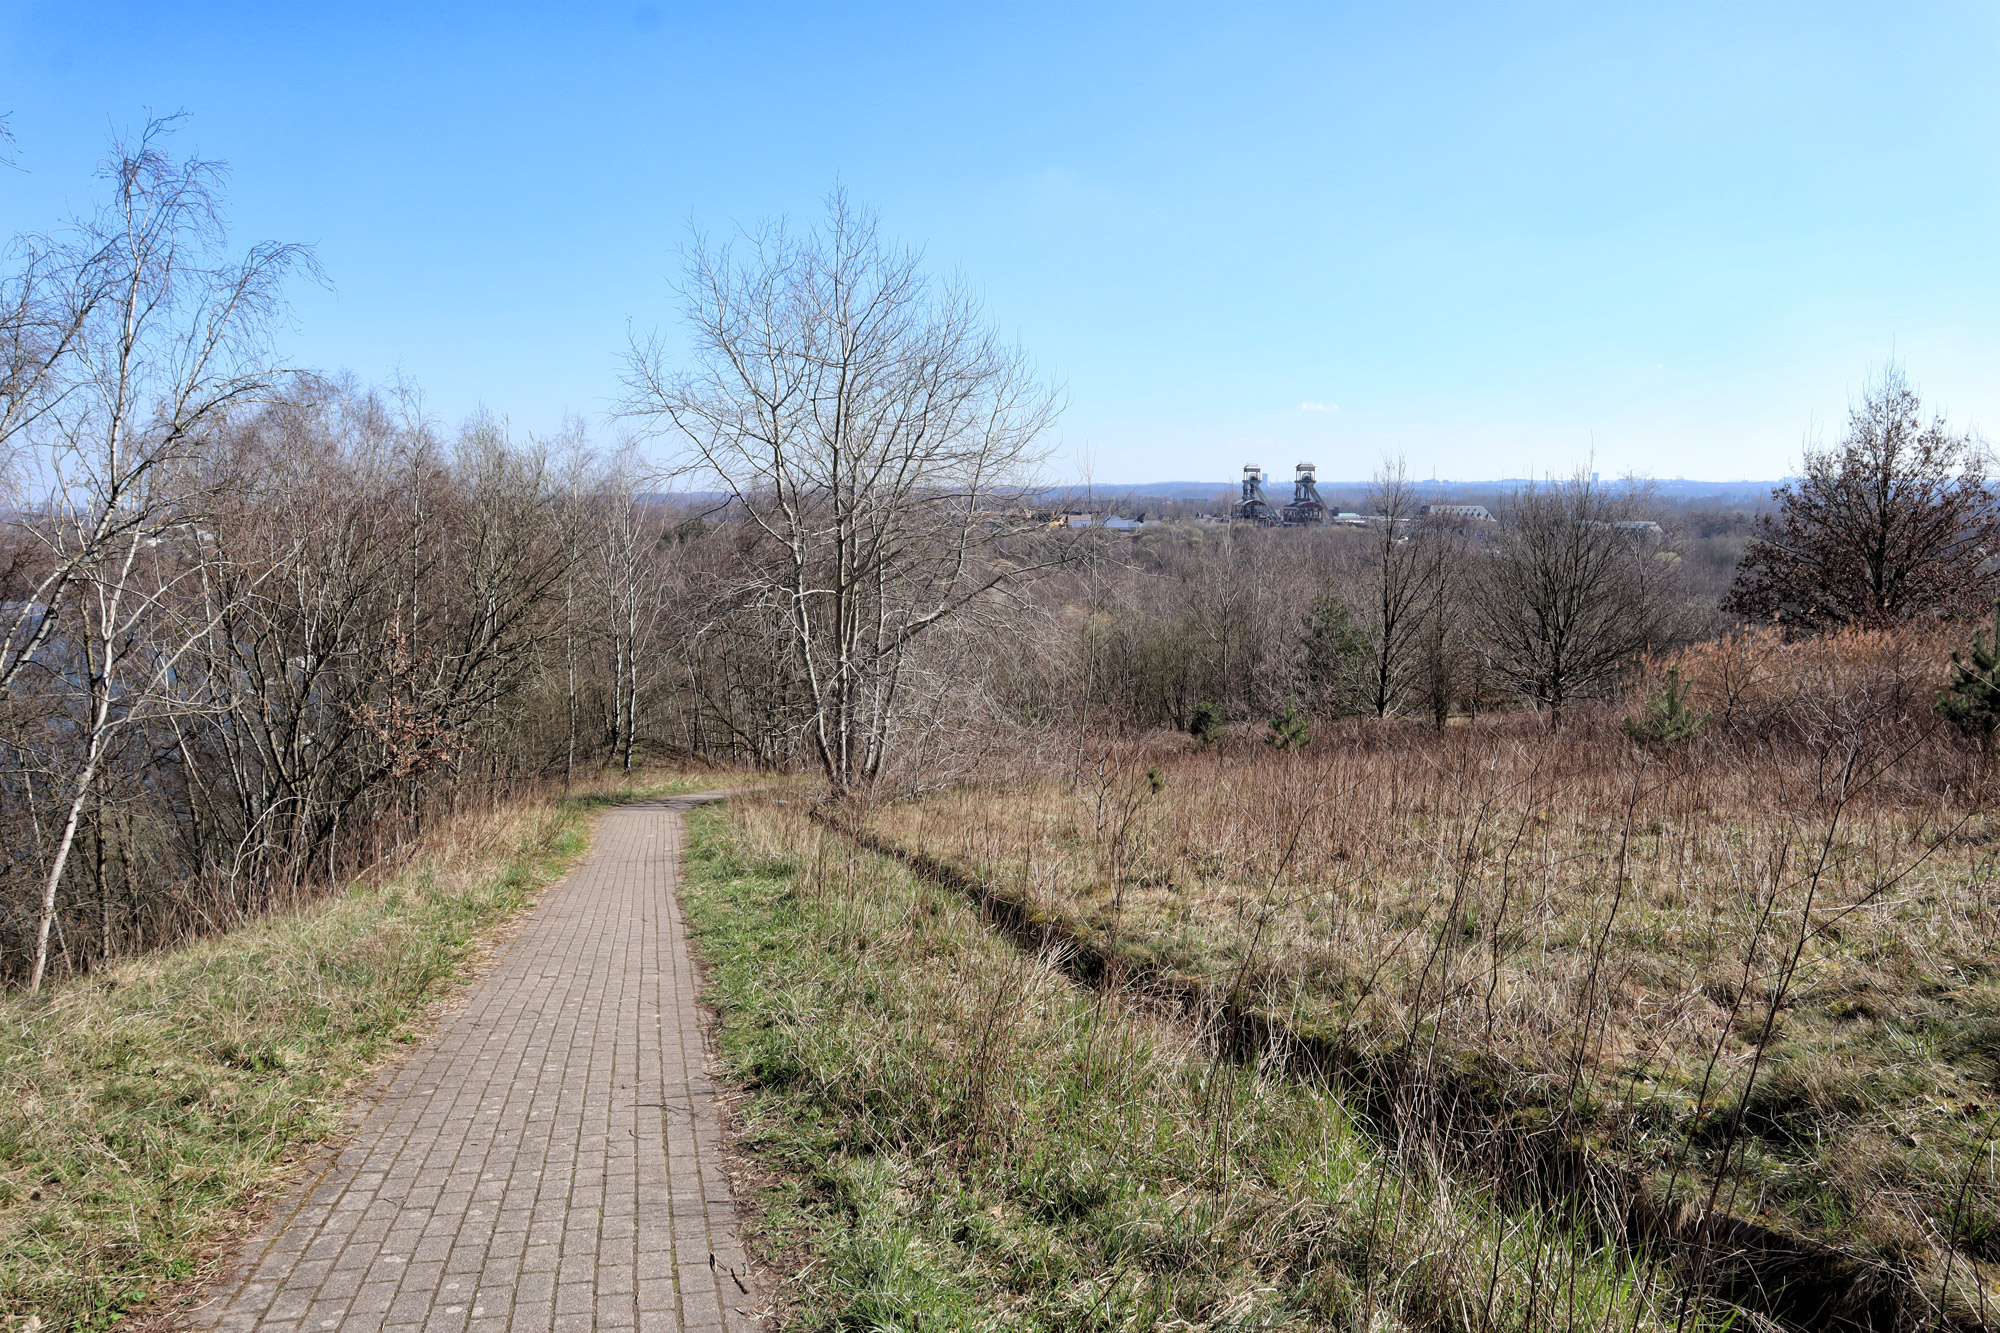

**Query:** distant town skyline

left=1018, top=476, right=1790, bottom=501
left=4, top=2, right=1994, bottom=486
left=1077, top=474, right=1789, bottom=489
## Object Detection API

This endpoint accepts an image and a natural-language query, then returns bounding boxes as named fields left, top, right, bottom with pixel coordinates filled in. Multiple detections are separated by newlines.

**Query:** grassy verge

left=680, top=797, right=1731, bottom=1333
left=0, top=772, right=724, bottom=1330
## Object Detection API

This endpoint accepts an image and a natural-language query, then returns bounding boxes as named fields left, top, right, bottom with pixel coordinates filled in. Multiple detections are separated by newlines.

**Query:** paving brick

left=182, top=795, right=764, bottom=1331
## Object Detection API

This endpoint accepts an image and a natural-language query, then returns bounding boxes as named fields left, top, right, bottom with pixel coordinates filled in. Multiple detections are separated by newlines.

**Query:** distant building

left=1420, top=503, right=1493, bottom=521
left=1280, top=462, right=1328, bottom=525
left=1234, top=465, right=1276, bottom=523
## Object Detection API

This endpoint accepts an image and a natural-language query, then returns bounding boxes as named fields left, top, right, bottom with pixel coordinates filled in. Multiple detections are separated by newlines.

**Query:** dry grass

left=0, top=769, right=731, bottom=1331
left=682, top=796, right=1736, bottom=1332
left=850, top=699, right=2000, bottom=1326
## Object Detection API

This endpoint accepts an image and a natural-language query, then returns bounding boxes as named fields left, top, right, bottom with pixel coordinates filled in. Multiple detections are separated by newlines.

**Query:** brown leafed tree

left=1725, top=368, right=2000, bottom=630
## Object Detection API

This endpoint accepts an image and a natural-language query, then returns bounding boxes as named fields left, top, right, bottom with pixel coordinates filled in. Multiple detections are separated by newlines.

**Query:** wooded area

left=6, top=127, right=1997, bottom=996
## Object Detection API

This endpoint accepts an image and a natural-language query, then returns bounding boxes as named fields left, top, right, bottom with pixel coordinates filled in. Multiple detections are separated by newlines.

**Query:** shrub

left=1300, top=590, right=1371, bottom=717
left=1640, top=620, right=1960, bottom=745
left=1938, top=601, right=2000, bottom=737
left=1187, top=700, right=1223, bottom=746
left=1623, top=667, right=1707, bottom=744
left=1266, top=699, right=1312, bottom=751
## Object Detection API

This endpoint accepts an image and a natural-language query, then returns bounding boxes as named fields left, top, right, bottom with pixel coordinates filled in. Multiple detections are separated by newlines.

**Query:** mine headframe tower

left=1235, top=464, right=1276, bottom=523
left=1281, top=461, right=1328, bottom=525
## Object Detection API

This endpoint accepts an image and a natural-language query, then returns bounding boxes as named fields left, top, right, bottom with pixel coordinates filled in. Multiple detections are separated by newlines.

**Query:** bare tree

left=548, top=427, right=595, bottom=787
left=1476, top=472, right=1680, bottom=720
left=1360, top=458, right=1429, bottom=717
left=13, top=120, right=307, bottom=990
left=1, top=227, right=85, bottom=497
left=594, top=452, right=673, bottom=772
left=1410, top=513, right=1473, bottom=727
left=2, top=183, right=108, bottom=686
left=621, top=193, right=1061, bottom=791
left=1725, top=366, right=1999, bottom=629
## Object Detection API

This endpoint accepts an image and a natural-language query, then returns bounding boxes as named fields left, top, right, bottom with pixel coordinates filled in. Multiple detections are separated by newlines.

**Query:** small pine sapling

left=1266, top=699, right=1312, bottom=751
left=1623, top=666, right=1707, bottom=745
left=1300, top=589, right=1370, bottom=717
left=1939, top=601, right=2000, bottom=737
left=1188, top=700, right=1224, bottom=746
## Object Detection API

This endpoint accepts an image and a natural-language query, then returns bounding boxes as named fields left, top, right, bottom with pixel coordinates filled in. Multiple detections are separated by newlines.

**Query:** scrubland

left=793, top=625, right=2000, bottom=1329
left=0, top=773, right=720, bottom=1330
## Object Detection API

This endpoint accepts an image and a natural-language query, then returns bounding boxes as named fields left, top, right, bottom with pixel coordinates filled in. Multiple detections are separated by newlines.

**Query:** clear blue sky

left=3, top=2, right=1995, bottom=484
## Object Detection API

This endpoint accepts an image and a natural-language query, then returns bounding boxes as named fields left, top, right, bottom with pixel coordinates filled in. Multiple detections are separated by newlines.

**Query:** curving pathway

left=187, top=794, right=762, bottom=1333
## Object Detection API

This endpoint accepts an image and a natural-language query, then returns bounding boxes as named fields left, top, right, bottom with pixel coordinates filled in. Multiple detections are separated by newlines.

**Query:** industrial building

left=1235, top=463, right=1328, bottom=525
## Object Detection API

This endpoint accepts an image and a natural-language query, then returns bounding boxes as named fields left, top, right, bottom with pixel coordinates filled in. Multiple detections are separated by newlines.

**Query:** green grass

left=0, top=772, right=720, bottom=1330
left=678, top=799, right=1728, bottom=1333
left=855, top=760, right=2000, bottom=1316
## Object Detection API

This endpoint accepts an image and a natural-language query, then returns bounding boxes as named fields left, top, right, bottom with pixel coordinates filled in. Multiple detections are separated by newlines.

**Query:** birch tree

left=16, top=119, right=306, bottom=990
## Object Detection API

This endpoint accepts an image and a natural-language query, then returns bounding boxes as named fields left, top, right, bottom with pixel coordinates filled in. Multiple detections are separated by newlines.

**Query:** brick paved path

left=189, top=794, right=761, bottom=1333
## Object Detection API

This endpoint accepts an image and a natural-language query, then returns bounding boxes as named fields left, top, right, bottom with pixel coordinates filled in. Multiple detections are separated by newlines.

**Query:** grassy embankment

left=679, top=795, right=1736, bottom=1332
left=0, top=772, right=728, bottom=1331
left=844, top=722, right=2000, bottom=1327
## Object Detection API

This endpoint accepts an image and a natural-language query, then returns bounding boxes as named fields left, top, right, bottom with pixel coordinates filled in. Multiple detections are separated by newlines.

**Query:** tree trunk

left=30, top=749, right=104, bottom=994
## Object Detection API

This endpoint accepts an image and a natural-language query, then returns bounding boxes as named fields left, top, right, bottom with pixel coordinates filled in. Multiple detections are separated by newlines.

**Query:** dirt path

left=186, top=794, right=761, bottom=1333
